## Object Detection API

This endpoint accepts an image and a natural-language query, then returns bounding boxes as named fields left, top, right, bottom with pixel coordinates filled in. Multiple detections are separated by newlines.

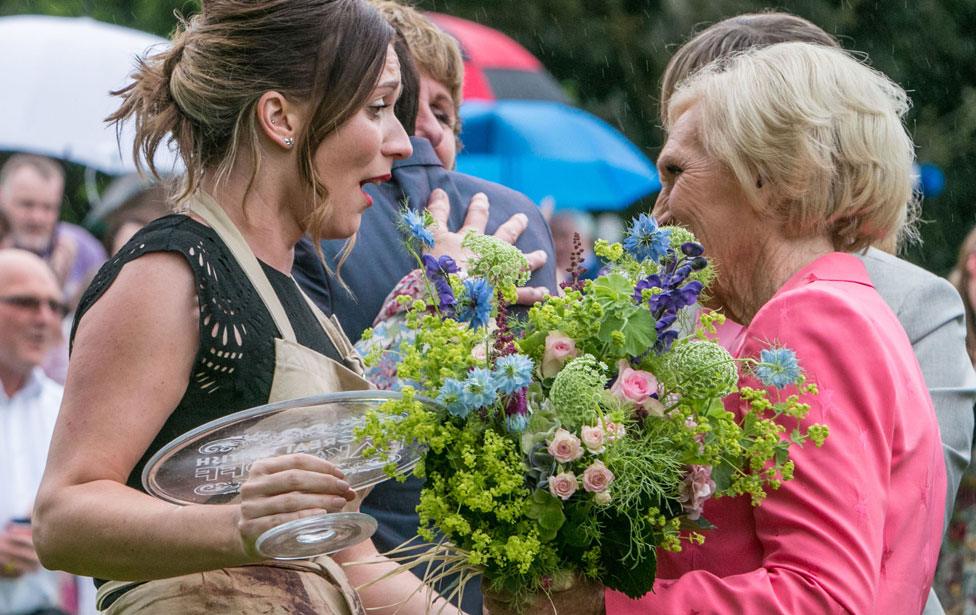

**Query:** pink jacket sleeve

left=607, top=282, right=945, bottom=614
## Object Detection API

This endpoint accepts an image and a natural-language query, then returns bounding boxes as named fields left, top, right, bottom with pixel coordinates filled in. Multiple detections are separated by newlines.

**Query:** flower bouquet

left=357, top=212, right=828, bottom=613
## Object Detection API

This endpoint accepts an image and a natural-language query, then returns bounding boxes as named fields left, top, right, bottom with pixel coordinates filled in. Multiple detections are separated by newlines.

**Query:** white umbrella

left=0, top=14, right=179, bottom=175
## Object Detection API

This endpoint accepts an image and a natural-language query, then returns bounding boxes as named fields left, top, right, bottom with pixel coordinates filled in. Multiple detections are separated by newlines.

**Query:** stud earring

left=283, top=137, right=295, bottom=147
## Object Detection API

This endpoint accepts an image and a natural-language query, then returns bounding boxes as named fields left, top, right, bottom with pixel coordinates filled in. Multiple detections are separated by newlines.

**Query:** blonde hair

left=668, top=42, right=918, bottom=252
left=660, top=12, right=840, bottom=127
left=108, top=0, right=394, bottom=246
left=369, top=0, right=464, bottom=135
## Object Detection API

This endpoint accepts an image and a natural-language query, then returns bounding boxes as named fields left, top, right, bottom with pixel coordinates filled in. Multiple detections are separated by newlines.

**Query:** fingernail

left=336, top=480, right=350, bottom=491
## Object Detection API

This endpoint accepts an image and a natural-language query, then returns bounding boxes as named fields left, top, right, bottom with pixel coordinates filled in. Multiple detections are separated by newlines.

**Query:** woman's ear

left=256, top=91, right=300, bottom=150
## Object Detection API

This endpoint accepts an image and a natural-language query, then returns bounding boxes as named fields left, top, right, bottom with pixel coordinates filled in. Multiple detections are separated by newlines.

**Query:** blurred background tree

left=2, top=0, right=974, bottom=273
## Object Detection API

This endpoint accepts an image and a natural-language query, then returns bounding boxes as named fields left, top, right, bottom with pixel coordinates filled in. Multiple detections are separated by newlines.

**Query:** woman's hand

left=236, top=453, right=356, bottom=558
left=425, top=189, right=548, bottom=305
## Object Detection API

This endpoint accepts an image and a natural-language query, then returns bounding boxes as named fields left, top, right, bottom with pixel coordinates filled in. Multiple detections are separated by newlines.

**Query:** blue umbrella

left=456, top=100, right=660, bottom=211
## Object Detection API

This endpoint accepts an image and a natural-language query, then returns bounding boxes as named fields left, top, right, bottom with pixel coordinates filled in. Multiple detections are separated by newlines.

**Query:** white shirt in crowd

left=1, top=367, right=63, bottom=614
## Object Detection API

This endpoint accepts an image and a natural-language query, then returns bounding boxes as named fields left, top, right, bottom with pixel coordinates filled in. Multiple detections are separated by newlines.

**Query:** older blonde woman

left=607, top=42, right=945, bottom=613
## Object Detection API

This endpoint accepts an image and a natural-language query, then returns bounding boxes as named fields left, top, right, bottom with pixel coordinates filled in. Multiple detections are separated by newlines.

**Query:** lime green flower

left=462, top=231, right=530, bottom=301
left=659, top=340, right=738, bottom=400
left=549, top=354, right=607, bottom=430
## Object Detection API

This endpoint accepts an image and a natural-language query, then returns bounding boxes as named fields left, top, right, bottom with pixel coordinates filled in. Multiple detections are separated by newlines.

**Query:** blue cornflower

left=401, top=209, right=435, bottom=248
left=437, top=378, right=470, bottom=418
left=505, top=413, right=529, bottom=433
left=755, top=347, right=802, bottom=389
left=457, top=277, right=494, bottom=329
left=461, top=368, right=498, bottom=410
left=492, top=354, right=534, bottom=395
left=623, top=214, right=671, bottom=263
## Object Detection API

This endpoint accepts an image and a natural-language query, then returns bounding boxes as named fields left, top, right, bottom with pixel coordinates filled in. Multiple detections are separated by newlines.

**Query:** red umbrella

left=426, top=12, right=567, bottom=103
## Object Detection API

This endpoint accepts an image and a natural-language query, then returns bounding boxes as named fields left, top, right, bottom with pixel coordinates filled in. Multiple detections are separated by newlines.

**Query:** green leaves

left=598, top=508, right=658, bottom=599
left=525, top=489, right=566, bottom=542
left=711, top=461, right=734, bottom=493
left=591, top=273, right=656, bottom=357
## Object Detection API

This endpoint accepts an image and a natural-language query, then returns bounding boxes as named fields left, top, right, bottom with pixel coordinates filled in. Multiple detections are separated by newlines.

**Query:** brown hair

left=950, top=226, right=976, bottom=363
left=0, top=154, right=65, bottom=188
left=660, top=12, right=840, bottom=127
left=369, top=0, right=464, bottom=135
left=108, top=0, right=394, bottom=244
left=393, top=32, right=421, bottom=135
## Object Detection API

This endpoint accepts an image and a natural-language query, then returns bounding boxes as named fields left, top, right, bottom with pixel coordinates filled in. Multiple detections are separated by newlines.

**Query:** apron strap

left=293, top=286, right=366, bottom=375
left=186, top=191, right=297, bottom=343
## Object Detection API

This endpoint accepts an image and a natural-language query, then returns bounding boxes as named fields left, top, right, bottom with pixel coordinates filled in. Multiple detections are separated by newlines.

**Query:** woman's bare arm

left=32, top=252, right=354, bottom=580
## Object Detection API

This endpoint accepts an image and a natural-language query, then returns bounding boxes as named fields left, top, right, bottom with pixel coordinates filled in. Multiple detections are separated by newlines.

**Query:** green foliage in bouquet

left=357, top=211, right=829, bottom=611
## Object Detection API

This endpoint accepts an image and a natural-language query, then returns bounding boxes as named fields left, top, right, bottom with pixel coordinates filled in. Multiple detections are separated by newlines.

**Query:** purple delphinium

left=632, top=242, right=707, bottom=353
left=422, top=254, right=459, bottom=314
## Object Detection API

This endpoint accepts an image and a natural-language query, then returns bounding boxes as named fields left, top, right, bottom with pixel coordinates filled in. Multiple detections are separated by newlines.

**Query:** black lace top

left=72, top=214, right=342, bottom=491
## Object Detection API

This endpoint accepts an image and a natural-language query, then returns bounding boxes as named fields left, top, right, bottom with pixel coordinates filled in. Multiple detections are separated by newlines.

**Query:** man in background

left=0, top=155, right=106, bottom=312
left=0, top=154, right=107, bottom=384
left=0, top=249, right=68, bottom=615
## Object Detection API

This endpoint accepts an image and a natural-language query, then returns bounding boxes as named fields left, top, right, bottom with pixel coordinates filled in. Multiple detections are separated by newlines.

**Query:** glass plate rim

left=141, top=389, right=439, bottom=503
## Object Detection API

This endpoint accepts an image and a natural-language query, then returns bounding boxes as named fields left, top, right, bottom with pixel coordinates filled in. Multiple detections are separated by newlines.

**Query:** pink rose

left=548, top=471, right=579, bottom=500
left=603, top=420, right=627, bottom=442
left=580, top=424, right=606, bottom=454
left=542, top=331, right=578, bottom=378
left=547, top=428, right=583, bottom=463
left=582, top=460, right=615, bottom=493
left=610, top=359, right=659, bottom=411
left=677, top=465, right=716, bottom=521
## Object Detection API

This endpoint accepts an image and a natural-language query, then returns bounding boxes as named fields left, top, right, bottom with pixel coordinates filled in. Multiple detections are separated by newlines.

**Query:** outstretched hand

left=425, top=189, right=548, bottom=306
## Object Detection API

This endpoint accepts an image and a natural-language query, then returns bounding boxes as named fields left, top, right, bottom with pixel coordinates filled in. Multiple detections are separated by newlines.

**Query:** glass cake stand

left=142, top=390, right=429, bottom=559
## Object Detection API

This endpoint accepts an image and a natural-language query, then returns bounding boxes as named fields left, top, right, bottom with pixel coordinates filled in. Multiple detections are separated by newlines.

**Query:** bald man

left=0, top=249, right=68, bottom=614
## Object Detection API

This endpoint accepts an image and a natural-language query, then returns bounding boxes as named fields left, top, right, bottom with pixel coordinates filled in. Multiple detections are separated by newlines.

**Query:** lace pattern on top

left=72, top=214, right=340, bottom=490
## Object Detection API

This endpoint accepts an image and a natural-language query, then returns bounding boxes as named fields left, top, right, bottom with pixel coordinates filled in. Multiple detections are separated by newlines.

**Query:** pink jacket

left=607, top=253, right=946, bottom=614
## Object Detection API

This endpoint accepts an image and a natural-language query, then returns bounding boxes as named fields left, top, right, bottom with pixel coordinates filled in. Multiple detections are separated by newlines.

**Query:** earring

left=283, top=137, right=295, bottom=147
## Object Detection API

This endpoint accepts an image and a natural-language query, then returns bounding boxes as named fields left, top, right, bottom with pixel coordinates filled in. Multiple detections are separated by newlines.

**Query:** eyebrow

left=374, top=79, right=401, bottom=93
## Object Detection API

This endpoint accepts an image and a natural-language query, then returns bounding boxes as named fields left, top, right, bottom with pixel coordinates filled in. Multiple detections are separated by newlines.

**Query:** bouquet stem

left=483, top=576, right=605, bottom=615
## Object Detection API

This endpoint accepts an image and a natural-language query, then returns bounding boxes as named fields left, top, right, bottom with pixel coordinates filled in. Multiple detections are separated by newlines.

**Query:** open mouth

left=359, top=174, right=393, bottom=206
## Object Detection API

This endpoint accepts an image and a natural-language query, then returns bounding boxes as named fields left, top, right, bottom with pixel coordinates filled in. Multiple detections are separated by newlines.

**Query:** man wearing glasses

left=0, top=249, right=70, bottom=615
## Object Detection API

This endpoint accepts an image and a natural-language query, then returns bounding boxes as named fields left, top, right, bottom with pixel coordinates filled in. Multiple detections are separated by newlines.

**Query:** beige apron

left=96, top=192, right=372, bottom=614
